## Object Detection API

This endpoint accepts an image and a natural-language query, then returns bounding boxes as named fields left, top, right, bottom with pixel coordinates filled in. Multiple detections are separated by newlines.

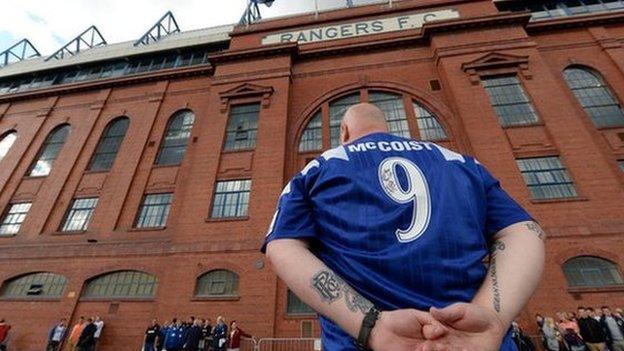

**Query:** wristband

left=356, top=307, right=380, bottom=351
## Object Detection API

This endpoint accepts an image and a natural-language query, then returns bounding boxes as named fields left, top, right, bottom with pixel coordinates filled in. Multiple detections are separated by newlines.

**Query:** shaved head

left=340, top=103, right=388, bottom=144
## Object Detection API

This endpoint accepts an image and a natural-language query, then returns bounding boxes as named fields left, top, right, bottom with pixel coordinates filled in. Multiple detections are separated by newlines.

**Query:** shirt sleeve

left=261, top=159, right=322, bottom=253
left=477, top=161, right=533, bottom=237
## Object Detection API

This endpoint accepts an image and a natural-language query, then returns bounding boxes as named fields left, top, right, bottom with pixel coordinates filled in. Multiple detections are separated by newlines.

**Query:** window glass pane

left=287, top=289, right=315, bottom=314
left=299, top=112, right=323, bottom=152
left=563, top=67, right=624, bottom=128
left=224, top=104, right=260, bottom=151
left=135, top=193, right=173, bottom=228
left=0, top=202, right=32, bottom=235
left=369, top=91, right=410, bottom=138
left=195, top=270, right=239, bottom=296
left=516, top=156, right=578, bottom=199
left=618, top=160, right=624, bottom=171
left=1, top=272, right=67, bottom=298
left=563, top=256, right=624, bottom=287
left=329, top=93, right=360, bottom=148
left=211, top=180, right=251, bottom=219
left=61, top=197, right=98, bottom=232
left=0, top=131, right=17, bottom=162
left=28, top=125, right=71, bottom=177
left=412, top=102, right=447, bottom=141
left=155, top=110, right=195, bottom=165
left=82, top=271, right=157, bottom=298
left=88, top=118, right=129, bottom=171
left=482, top=75, right=539, bottom=127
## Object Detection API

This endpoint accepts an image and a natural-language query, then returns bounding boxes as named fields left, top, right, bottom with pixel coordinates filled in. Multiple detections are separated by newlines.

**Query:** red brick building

left=0, top=1, right=623, bottom=350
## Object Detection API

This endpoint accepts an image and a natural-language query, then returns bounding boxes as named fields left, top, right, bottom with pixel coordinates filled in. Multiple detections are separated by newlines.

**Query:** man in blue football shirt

left=263, top=103, right=545, bottom=351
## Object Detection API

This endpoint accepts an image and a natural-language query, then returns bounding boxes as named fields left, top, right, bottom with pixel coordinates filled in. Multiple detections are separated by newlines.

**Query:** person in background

left=66, top=317, right=85, bottom=351
left=558, top=314, right=585, bottom=351
left=559, top=313, right=581, bottom=336
left=615, top=309, right=624, bottom=319
left=227, top=321, right=253, bottom=351
left=542, top=317, right=561, bottom=351
left=601, top=306, right=624, bottom=351
left=164, top=319, right=184, bottom=351
left=202, top=318, right=213, bottom=351
left=143, top=319, right=160, bottom=351
left=76, top=318, right=97, bottom=351
left=593, top=308, right=603, bottom=322
left=586, top=308, right=599, bottom=321
left=92, top=317, right=104, bottom=351
left=0, top=319, right=10, bottom=351
left=47, top=318, right=68, bottom=351
left=577, top=307, right=607, bottom=351
left=212, top=317, right=228, bottom=351
left=156, top=321, right=169, bottom=351
left=183, top=319, right=203, bottom=351
left=511, top=321, right=535, bottom=351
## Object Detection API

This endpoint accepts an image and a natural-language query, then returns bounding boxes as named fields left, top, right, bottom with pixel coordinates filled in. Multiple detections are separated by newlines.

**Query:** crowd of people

left=511, top=306, right=624, bottom=351
left=46, top=316, right=105, bottom=351
left=142, top=316, right=253, bottom=351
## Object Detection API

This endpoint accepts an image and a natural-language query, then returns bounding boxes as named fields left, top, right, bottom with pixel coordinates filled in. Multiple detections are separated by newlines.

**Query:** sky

left=0, top=0, right=385, bottom=57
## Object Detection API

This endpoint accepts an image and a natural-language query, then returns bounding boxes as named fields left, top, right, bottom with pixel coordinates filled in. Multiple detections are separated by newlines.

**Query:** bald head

left=340, top=103, right=388, bottom=144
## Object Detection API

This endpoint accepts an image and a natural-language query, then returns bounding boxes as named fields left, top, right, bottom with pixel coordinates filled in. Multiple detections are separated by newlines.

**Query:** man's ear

left=340, top=123, right=349, bottom=145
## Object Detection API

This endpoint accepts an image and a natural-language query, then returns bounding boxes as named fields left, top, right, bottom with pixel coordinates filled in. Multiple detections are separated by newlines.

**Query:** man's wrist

left=366, top=311, right=385, bottom=351
left=475, top=302, right=509, bottom=340
left=356, top=307, right=381, bottom=350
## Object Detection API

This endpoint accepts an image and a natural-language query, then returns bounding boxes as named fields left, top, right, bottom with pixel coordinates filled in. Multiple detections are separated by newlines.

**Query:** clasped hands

left=367, top=302, right=507, bottom=351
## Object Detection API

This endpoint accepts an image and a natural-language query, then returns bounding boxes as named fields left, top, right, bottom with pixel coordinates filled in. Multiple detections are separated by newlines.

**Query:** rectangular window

left=0, top=203, right=32, bottom=235
left=516, top=156, right=578, bottom=200
left=61, top=197, right=98, bottom=232
left=135, top=193, right=173, bottom=228
left=482, top=75, right=539, bottom=127
left=287, top=289, right=315, bottom=315
left=618, top=160, right=624, bottom=172
left=211, top=180, right=251, bottom=219
left=224, top=104, right=260, bottom=151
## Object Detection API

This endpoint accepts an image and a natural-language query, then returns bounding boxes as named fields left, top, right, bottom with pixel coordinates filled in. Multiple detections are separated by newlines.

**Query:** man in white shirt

left=46, top=318, right=67, bottom=351
left=93, top=316, right=104, bottom=350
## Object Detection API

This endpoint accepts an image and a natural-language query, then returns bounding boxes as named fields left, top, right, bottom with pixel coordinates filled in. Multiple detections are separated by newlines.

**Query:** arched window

left=195, top=269, right=239, bottom=297
left=88, top=117, right=129, bottom=171
left=0, top=130, right=17, bottom=162
left=1, top=272, right=67, bottom=298
left=298, top=111, right=322, bottom=152
left=155, top=110, right=195, bottom=165
left=82, top=270, right=157, bottom=298
left=298, top=89, right=449, bottom=153
left=369, top=91, right=410, bottom=138
left=28, top=124, right=71, bottom=177
left=563, top=66, right=624, bottom=128
left=329, top=93, right=360, bottom=148
left=413, top=102, right=447, bottom=141
left=563, top=256, right=624, bottom=288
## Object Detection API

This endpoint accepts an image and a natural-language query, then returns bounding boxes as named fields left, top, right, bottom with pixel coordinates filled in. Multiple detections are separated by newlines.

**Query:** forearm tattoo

left=490, top=240, right=506, bottom=313
left=311, top=270, right=373, bottom=315
left=525, top=222, right=546, bottom=241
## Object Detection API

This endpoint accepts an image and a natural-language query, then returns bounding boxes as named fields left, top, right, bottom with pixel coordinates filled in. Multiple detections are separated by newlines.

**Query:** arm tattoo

left=311, top=270, right=373, bottom=315
left=311, top=270, right=343, bottom=302
left=489, top=240, right=506, bottom=313
left=525, top=222, right=546, bottom=241
left=344, top=285, right=374, bottom=314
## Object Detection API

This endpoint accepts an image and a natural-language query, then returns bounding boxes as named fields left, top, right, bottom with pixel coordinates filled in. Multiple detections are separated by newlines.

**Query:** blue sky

left=0, top=0, right=382, bottom=57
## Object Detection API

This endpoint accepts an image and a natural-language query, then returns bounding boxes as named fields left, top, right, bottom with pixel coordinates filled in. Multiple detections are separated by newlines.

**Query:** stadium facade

left=0, top=0, right=623, bottom=349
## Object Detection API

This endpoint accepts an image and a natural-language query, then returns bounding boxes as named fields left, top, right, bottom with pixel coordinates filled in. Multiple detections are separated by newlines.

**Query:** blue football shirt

left=263, top=132, right=532, bottom=351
